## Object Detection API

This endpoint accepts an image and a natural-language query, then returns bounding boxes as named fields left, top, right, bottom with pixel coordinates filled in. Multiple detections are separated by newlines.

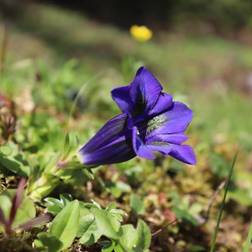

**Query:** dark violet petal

left=148, top=102, right=193, bottom=136
left=130, top=67, right=162, bottom=112
left=148, top=92, right=173, bottom=117
left=111, top=85, right=133, bottom=114
left=146, top=133, right=188, bottom=145
left=169, top=144, right=196, bottom=165
left=81, top=114, right=128, bottom=153
left=132, top=127, right=155, bottom=159
left=79, top=113, right=136, bottom=167
left=79, top=136, right=135, bottom=167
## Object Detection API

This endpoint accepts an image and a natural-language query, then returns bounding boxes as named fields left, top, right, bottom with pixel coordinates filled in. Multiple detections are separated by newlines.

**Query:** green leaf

left=44, top=197, right=64, bottom=215
left=0, top=153, right=30, bottom=176
left=79, top=204, right=125, bottom=246
left=107, top=181, right=131, bottom=198
left=0, top=190, right=13, bottom=219
left=13, top=197, right=36, bottom=228
left=78, top=205, right=98, bottom=245
left=243, top=219, right=252, bottom=252
left=134, top=220, right=151, bottom=252
left=130, top=194, right=145, bottom=215
left=0, top=190, right=36, bottom=229
left=50, top=200, right=80, bottom=250
left=187, top=244, right=206, bottom=252
left=35, top=232, right=63, bottom=252
left=228, top=188, right=252, bottom=207
left=91, top=207, right=121, bottom=240
left=77, top=207, right=95, bottom=237
left=79, top=219, right=100, bottom=246
left=105, top=207, right=124, bottom=233
left=170, top=192, right=198, bottom=226
left=114, top=244, right=125, bottom=252
left=59, top=194, right=72, bottom=205
left=101, top=241, right=115, bottom=252
left=28, top=173, right=60, bottom=201
left=0, top=191, right=12, bottom=233
left=45, top=194, right=73, bottom=215
left=172, top=207, right=198, bottom=226
left=119, top=224, right=138, bottom=251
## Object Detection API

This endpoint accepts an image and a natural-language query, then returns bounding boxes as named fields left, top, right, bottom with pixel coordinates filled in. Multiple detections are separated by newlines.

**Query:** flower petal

left=148, top=92, right=173, bottom=116
left=146, top=133, right=188, bottom=145
left=111, top=86, right=133, bottom=114
left=169, top=144, right=196, bottom=165
left=148, top=143, right=171, bottom=155
left=79, top=136, right=135, bottom=167
left=79, top=113, right=135, bottom=167
left=81, top=114, right=128, bottom=153
left=148, top=102, right=193, bottom=136
left=130, top=67, right=162, bottom=113
left=132, top=127, right=155, bottom=159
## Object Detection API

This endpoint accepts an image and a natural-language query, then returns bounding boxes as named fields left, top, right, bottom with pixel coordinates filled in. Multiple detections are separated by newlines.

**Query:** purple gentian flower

left=79, top=67, right=196, bottom=167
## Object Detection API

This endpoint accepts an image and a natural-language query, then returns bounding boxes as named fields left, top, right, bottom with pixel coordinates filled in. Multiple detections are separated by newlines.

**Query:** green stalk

left=210, top=152, right=238, bottom=252
left=243, top=220, right=252, bottom=252
left=28, top=173, right=60, bottom=201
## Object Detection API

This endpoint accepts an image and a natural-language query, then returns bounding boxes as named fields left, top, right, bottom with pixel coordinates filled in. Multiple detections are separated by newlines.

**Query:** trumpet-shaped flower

left=79, top=67, right=196, bottom=167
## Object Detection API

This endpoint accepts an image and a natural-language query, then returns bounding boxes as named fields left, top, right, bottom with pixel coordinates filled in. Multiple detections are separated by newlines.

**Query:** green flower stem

left=28, top=157, right=92, bottom=201
left=28, top=173, right=60, bottom=201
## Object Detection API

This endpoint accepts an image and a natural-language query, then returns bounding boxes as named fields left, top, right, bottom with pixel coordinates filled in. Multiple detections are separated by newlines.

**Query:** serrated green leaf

left=91, top=207, right=121, bottom=240
left=0, top=153, right=30, bottom=176
left=79, top=220, right=101, bottom=246
left=44, top=197, right=64, bottom=215
left=134, top=220, right=151, bottom=252
left=101, top=240, right=116, bottom=252
left=130, top=194, right=145, bottom=215
left=77, top=206, right=94, bottom=237
left=50, top=200, right=80, bottom=250
left=35, top=232, right=63, bottom=252
left=59, top=194, right=72, bottom=205
left=107, top=208, right=124, bottom=232
left=119, top=224, right=138, bottom=251
left=114, top=244, right=125, bottom=252
left=79, top=205, right=125, bottom=246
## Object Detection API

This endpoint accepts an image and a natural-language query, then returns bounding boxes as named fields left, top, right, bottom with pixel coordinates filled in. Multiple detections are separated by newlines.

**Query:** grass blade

left=67, top=70, right=105, bottom=129
left=243, top=220, right=252, bottom=252
left=210, top=152, right=238, bottom=252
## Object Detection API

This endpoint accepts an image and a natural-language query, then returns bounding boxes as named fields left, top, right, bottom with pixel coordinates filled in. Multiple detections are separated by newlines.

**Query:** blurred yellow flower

left=130, top=25, right=153, bottom=42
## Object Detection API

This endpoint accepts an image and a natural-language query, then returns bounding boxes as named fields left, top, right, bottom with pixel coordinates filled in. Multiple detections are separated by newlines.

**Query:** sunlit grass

left=210, top=152, right=238, bottom=252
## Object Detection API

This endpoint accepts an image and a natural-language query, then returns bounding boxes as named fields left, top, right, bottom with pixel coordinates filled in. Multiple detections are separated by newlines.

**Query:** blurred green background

left=1, top=0, right=252, bottom=143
